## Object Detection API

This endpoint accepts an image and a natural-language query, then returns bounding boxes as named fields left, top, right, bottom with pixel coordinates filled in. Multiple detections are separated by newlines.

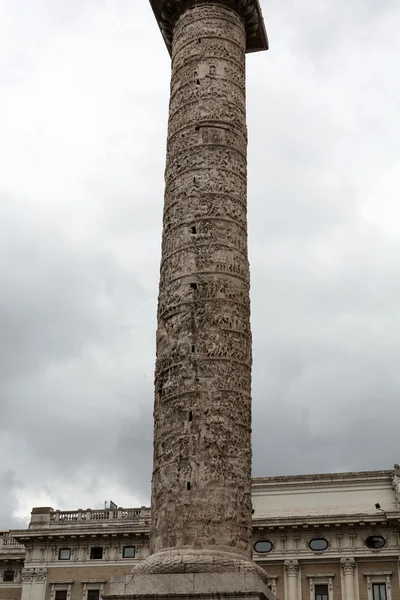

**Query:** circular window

left=254, top=540, right=273, bottom=553
left=365, top=535, right=386, bottom=549
left=309, top=538, right=329, bottom=551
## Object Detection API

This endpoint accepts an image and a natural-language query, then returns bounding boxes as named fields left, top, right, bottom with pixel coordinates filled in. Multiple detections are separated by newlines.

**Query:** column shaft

left=151, top=3, right=252, bottom=557
left=285, top=561, right=299, bottom=600
left=341, top=558, right=357, bottom=600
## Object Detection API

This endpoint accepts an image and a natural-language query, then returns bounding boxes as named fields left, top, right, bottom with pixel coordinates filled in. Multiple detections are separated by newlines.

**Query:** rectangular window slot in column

left=190, top=283, right=197, bottom=290
left=191, top=345, right=195, bottom=353
left=188, top=411, right=193, bottom=422
left=191, top=226, right=197, bottom=234
left=187, top=482, right=191, bottom=490
left=195, top=126, right=200, bottom=132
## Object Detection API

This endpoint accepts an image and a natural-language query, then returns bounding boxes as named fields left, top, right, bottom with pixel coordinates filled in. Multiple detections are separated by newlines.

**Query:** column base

left=106, top=572, right=276, bottom=600
left=105, top=550, right=277, bottom=600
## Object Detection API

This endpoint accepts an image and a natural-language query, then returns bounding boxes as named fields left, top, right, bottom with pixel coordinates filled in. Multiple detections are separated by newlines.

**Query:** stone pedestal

left=106, top=550, right=277, bottom=600
left=108, top=572, right=276, bottom=600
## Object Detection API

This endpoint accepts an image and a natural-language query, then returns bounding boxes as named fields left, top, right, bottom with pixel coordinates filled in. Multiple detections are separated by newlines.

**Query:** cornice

left=148, top=0, right=268, bottom=55
left=11, top=528, right=149, bottom=542
left=252, top=470, right=393, bottom=490
left=252, top=511, right=400, bottom=529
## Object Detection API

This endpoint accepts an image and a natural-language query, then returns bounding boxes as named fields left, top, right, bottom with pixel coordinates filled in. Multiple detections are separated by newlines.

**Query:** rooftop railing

left=28, top=507, right=151, bottom=528
left=51, top=508, right=150, bottom=523
left=0, top=533, right=25, bottom=548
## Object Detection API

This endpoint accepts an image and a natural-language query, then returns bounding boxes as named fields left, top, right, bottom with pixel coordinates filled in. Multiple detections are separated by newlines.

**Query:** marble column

left=341, top=558, right=357, bottom=600
left=285, top=560, right=300, bottom=600
left=104, top=2, right=275, bottom=599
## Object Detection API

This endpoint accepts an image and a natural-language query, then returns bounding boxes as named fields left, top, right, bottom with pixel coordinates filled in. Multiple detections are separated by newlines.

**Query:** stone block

left=106, top=571, right=277, bottom=600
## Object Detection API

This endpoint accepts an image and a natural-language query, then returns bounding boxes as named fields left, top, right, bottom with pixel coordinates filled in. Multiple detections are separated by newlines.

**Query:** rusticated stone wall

left=151, top=3, right=252, bottom=558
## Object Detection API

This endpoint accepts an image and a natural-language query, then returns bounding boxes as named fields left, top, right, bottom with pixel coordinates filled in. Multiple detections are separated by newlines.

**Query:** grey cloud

left=0, top=0, right=400, bottom=527
left=0, top=472, right=26, bottom=530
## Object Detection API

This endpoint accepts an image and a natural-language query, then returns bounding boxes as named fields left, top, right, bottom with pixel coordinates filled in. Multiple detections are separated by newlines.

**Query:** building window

left=58, top=548, right=71, bottom=560
left=372, top=584, right=387, bottom=600
left=90, top=547, right=103, bottom=560
left=87, top=591, right=100, bottom=600
left=123, top=546, right=135, bottom=558
left=254, top=540, right=273, bottom=553
left=365, top=535, right=386, bottom=549
left=309, top=538, right=329, bottom=551
left=3, top=571, right=15, bottom=582
left=55, top=591, right=67, bottom=600
left=315, top=584, right=329, bottom=600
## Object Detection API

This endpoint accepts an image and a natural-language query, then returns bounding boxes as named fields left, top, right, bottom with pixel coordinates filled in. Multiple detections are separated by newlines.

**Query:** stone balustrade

left=51, top=508, right=150, bottom=523
left=27, top=507, right=151, bottom=528
left=0, top=532, right=24, bottom=547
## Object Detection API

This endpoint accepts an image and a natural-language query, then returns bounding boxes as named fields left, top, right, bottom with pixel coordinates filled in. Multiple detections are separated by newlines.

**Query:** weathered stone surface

left=133, top=549, right=269, bottom=583
left=148, top=0, right=268, bottom=55
left=108, top=571, right=277, bottom=600
left=151, top=3, right=253, bottom=560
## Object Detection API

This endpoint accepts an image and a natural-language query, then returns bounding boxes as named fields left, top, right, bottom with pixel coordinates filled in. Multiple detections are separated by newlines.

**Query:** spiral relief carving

left=149, top=0, right=268, bottom=54
left=151, top=4, right=254, bottom=559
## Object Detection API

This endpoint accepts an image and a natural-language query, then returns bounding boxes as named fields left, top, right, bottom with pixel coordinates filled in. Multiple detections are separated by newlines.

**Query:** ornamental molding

left=284, top=560, right=300, bottom=576
left=341, top=557, right=356, bottom=574
left=34, top=569, right=48, bottom=582
left=253, top=470, right=394, bottom=492
left=365, top=573, right=392, bottom=600
left=21, top=568, right=48, bottom=582
left=252, top=513, right=400, bottom=528
left=363, top=571, right=392, bottom=577
left=309, top=576, right=333, bottom=600
left=148, top=0, right=268, bottom=55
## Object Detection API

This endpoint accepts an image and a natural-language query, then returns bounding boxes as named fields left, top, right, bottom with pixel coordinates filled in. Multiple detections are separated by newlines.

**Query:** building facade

left=0, top=532, right=25, bottom=600
left=2, top=468, right=400, bottom=600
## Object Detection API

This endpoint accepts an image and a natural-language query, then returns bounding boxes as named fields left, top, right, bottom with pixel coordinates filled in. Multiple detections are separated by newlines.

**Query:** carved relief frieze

left=166, top=123, right=247, bottom=159
left=173, top=14, right=245, bottom=54
left=165, top=170, right=246, bottom=202
left=170, top=77, right=246, bottom=115
left=172, top=38, right=244, bottom=72
left=152, top=2, right=253, bottom=556
left=161, top=223, right=248, bottom=258
left=168, top=99, right=245, bottom=139
left=164, top=195, right=247, bottom=233
left=165, top=145, right=246, bottom=184
left=160, top=250, right=249, bottom=285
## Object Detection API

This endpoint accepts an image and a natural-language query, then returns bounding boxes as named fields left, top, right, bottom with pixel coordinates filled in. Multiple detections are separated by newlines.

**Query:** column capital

left=148, top=0, right=268, bottom=55
left=285, top=559, right=300, bottom=576
left=341, top=557, right=356, bottom=574
left=21, top=569, right=35, bottom=583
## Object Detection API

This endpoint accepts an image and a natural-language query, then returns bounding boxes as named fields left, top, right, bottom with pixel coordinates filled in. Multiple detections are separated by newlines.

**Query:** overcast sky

left=1, top=0, right=400, bottom=529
